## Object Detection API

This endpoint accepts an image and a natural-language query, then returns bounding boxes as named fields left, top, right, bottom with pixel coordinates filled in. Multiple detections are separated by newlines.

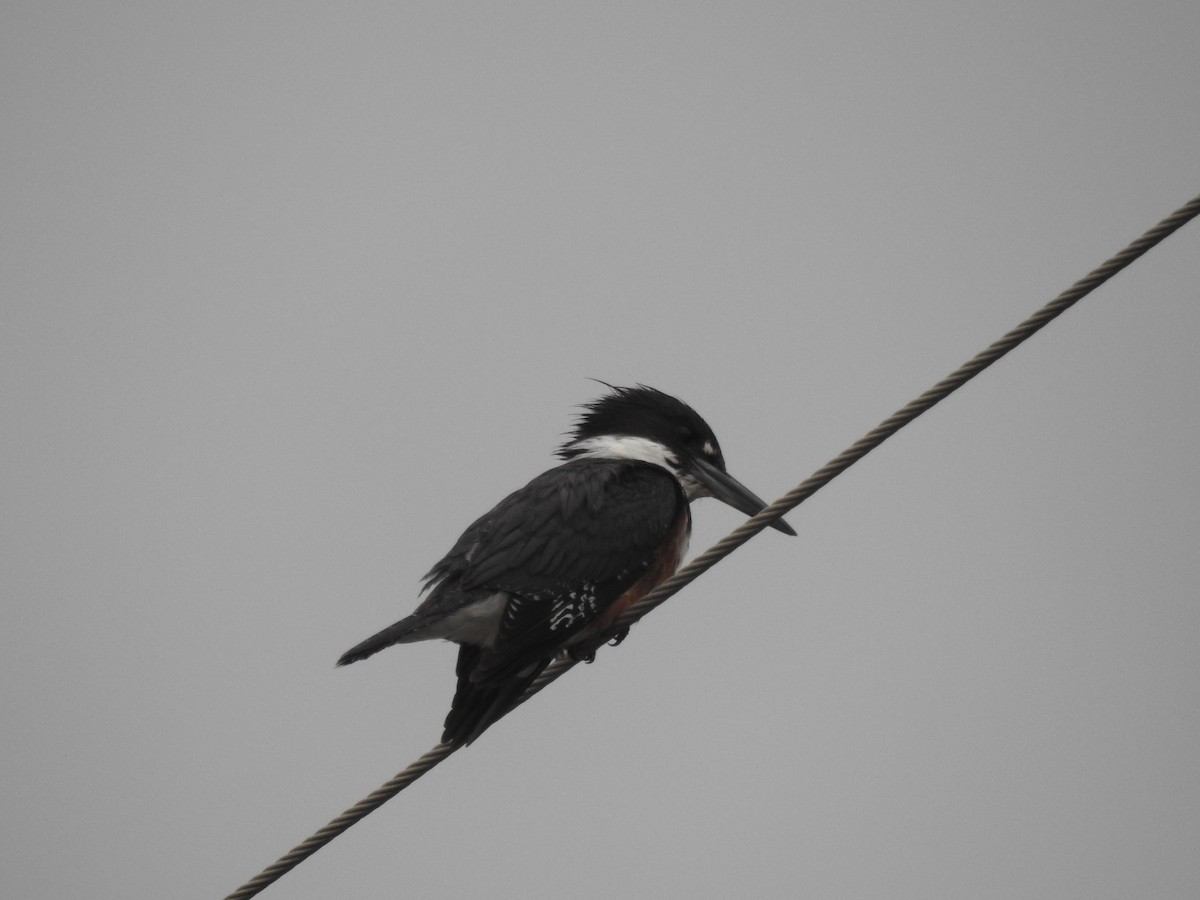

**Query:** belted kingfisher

left=338, top=384, right=795, bottom=746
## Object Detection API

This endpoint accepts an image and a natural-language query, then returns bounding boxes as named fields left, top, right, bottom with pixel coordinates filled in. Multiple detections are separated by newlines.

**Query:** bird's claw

left=567, top=626, right=629, bottom=664
left=569, top=646, right=597, bottom=664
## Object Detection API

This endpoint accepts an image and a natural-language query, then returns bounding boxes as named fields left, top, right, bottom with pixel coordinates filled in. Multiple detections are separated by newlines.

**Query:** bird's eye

left=677, top=425, right=695, bottom=442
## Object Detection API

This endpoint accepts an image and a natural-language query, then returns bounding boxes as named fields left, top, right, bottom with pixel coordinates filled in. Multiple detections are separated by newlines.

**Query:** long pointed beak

left=690, top=457, right=796, bottom=536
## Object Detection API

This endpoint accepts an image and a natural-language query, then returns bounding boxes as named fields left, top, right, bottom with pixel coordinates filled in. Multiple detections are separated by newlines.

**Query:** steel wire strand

left=225, top=191, right=1200, bottom=900
left=224, top=742, right=460, bottom=900
left=521, top=190, right=1200, bottom=704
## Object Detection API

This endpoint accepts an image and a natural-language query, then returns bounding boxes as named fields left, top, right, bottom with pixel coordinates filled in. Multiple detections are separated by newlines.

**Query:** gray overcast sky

left=3, top=3, right=1199, bottom=899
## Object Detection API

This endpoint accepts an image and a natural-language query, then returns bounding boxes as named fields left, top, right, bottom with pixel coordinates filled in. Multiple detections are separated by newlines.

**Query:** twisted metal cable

left=225, top=191, right=1200, bottom=900
left=615, top=189, right=1200, bottom=625
left=521, top=190, right=1200, bottom=703
left=224, top=742, right=459, bottom=900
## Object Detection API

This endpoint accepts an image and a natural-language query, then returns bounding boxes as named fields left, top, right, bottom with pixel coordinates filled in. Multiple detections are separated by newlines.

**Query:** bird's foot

left=568, top=646, right=597, bottom=664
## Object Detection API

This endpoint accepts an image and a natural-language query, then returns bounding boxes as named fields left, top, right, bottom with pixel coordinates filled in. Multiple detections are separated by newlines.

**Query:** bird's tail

left=441, top=646, right=549, bottom=746
left=336, top=618, right=424, bottom=666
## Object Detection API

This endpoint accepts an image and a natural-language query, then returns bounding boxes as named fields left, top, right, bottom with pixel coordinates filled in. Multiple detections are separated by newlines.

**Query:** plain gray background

left=3, top=3, right=1198, bottom=899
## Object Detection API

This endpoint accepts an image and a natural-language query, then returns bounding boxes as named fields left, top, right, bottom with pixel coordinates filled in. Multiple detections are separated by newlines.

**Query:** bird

left=337, top=384, right=795, bottom=746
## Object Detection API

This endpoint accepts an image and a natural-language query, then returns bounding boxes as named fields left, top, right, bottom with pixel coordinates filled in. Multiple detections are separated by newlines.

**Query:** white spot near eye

left=702, top=440, right=716, bottom=457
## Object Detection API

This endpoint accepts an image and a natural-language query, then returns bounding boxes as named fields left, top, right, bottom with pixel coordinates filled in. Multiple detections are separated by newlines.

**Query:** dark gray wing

left=438, top=458, right=685, bottom=744
left=340, top=457, right=686, bottom=744
left=426, top=458, right=682, bottom=630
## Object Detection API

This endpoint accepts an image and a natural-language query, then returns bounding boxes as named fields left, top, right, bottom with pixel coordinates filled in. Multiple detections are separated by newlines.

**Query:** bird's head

left=558, top=384, right=796, bottom=535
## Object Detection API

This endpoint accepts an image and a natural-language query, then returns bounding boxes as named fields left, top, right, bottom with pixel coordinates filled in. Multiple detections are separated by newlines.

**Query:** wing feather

left=407, top=457, right=685, bottom=745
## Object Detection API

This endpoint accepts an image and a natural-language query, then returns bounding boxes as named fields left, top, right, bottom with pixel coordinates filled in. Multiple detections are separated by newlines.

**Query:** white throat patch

left=567, top=435, right=683, bottom=476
